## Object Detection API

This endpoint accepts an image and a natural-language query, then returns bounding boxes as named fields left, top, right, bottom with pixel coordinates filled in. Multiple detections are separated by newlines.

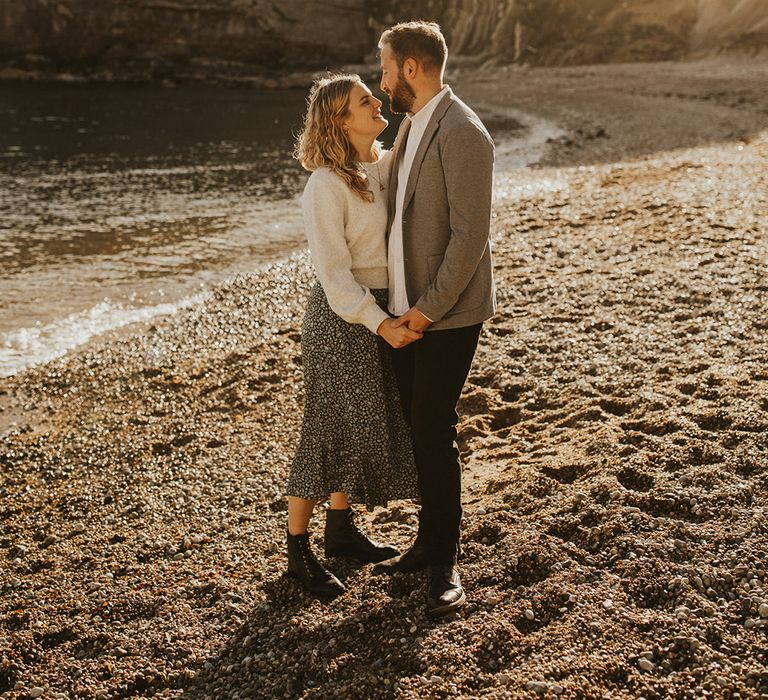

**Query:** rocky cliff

left=1, top=0, right=766, bottom=82
left=0, top=0, right=371, bottom=81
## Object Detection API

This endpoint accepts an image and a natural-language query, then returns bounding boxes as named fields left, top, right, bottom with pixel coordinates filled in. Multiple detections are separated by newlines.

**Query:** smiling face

left=341, top=82, right=388, bottom=142
left=379, top=44, right=416, bottom=115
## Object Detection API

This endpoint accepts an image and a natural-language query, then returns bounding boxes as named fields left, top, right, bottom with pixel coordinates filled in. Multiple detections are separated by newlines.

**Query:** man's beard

left=388, top=70, right=416, bottom=114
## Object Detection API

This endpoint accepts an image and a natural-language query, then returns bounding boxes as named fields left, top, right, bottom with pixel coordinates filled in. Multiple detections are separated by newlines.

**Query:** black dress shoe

left=426, top=565, right=466, bottom=617
left=324, top=507, right=400, bottom=563
left=286, top=530, right=345, bottom=598
left=372, top=537, right=428, bottom=574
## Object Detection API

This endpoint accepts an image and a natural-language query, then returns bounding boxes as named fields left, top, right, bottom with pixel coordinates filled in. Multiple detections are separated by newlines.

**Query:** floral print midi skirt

left=286, top=282, right=419, bottom=511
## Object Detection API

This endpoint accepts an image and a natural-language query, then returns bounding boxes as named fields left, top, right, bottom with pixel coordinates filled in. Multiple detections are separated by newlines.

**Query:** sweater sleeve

left=300, top=171, right=390, bottom=334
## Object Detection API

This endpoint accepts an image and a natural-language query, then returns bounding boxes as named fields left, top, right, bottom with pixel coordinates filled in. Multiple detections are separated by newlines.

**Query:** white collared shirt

left=387, top=85, right=450, bottom=317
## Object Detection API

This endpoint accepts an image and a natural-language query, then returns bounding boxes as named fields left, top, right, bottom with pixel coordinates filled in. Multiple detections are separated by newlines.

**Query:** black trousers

left=391, top=322, right=482, bottom=565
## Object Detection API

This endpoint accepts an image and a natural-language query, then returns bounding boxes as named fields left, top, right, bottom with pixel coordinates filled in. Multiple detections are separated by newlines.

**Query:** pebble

left=758, top=603, right=768, bottom=618
left=638, top=659, right=655, bottom=672
left=29, top=689, right=45, bottom=698
left=525, top=608, right=535, bottom=620
left=602, top=599, right=614, bottom=610
left=9, top=544, right=28, bottom=558
left=526, top=680, right=549, bottom=694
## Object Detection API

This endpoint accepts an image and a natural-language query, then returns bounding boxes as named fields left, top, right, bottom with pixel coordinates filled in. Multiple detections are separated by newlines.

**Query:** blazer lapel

left=401, top=88, right=454, bottom=213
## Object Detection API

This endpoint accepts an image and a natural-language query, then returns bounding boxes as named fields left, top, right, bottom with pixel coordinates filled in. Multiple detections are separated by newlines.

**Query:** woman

left=285, top=74, right=421, bottom=597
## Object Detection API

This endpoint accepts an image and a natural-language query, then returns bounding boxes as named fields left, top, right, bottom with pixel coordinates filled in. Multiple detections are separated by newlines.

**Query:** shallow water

left=0, top=82, right=545, bottom=377
left=0, top=83, right=316, bottom=376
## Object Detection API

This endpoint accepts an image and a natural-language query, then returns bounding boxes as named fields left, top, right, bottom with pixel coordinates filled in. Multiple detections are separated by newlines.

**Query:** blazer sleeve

left=414, top=120, right=495, bottom=323
left=301, top=172, right=390, bottom=334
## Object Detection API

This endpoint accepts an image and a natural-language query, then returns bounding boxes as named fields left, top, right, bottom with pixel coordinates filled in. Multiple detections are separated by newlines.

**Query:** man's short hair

left=379, top=21, right=448, bottom=74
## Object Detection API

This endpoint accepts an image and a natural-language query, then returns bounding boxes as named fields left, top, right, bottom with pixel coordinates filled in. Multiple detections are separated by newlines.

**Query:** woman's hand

left=377, top=318, right=424, bottom=349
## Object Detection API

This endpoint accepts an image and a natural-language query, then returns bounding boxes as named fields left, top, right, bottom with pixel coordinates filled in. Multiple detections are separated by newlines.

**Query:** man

left=373, top=21, right=496, bottom=618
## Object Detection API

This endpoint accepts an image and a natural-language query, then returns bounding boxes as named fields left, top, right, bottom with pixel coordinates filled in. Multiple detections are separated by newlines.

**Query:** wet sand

left=1, top=58, right=767, bottom=699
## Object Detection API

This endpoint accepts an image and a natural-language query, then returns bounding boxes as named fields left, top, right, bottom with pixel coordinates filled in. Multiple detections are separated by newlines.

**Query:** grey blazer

left=387, top=86, right=496, bottom=331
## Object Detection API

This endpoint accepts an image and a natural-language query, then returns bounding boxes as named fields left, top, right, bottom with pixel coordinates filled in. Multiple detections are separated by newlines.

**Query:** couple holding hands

left=284, top=20, right=495, bottom=618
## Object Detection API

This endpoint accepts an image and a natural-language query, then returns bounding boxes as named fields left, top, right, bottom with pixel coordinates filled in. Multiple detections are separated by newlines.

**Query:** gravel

left=1, top=57, right=768, bottom=699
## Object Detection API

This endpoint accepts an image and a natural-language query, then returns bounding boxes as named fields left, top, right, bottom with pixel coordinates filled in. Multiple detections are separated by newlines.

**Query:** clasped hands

left=377, top=307, right=432, bottom=349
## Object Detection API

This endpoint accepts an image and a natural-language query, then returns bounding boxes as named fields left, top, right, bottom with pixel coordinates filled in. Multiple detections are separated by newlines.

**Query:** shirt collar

left=407, top=85, right=450, bottom=129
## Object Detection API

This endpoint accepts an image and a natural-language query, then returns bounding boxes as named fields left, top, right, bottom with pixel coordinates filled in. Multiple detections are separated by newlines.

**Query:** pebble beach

left=1, top=57, right=767, bottom=699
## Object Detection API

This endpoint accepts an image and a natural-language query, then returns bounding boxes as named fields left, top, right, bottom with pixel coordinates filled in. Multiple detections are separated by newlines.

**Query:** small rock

left=638, top=658, right=655, bottom=672
left=758, top=603, right=768, bottom=618
left=30, top=689, right=45, bottom=698
left=526, top=680, right=549, bottom=694
left=9, top=544, right=28, bottom=558
left=525, top=608, right=535, bottom=620
left=602, top=599, right=614, bottom=610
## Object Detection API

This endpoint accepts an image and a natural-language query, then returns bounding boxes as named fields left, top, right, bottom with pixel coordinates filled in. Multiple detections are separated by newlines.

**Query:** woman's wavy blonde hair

left=294, top=73, right=381, bottom=203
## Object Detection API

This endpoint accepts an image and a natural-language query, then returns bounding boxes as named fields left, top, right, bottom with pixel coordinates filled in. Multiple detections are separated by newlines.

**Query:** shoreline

left=0, top=100, right=525, bottom=383
left=5, top=55, right=767, bottom=383
left=1, top=58, right=767, bottom=699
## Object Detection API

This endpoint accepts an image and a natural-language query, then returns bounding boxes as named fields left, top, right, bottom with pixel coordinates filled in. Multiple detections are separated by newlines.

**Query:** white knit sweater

left=300, top=150, right=392, bottom=334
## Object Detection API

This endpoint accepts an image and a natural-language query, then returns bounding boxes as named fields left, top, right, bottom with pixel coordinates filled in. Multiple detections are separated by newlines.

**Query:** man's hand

left=393, top=307, right=433, bottom=333
left=377, top=318, right=423, bottom=349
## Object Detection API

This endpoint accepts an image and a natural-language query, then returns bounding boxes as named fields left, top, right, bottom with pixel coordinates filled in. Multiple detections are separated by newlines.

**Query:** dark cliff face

left=1, top=0, right=766, bottom=82
left=0, top=0, right=371, bottom=79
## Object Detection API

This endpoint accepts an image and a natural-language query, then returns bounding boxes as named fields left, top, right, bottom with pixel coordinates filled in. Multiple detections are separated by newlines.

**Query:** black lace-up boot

left=324, top=507, right=400, bottom=563
left=286, top=530, right=345, bottom=597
